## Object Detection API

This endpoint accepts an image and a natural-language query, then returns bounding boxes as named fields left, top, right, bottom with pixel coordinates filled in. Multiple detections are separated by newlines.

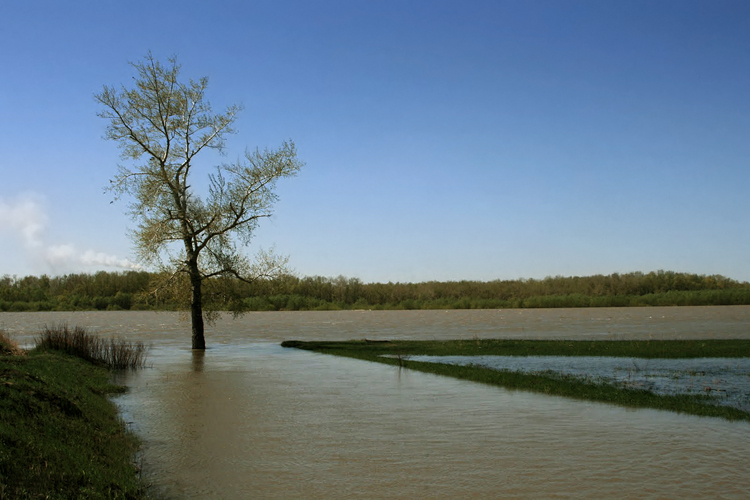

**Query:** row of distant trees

left=2, top=270, right=749, bottom=312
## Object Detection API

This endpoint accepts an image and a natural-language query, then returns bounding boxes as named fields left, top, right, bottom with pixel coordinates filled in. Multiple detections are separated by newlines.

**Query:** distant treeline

left=2, top=270, right=750, bottom=312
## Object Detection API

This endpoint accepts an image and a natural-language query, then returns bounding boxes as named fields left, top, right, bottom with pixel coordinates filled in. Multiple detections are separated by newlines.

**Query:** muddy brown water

left=2, top=307, right=750, bottom=499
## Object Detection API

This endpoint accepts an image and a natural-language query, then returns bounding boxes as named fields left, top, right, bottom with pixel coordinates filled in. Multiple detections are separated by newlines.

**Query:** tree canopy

left=96, top=53, right=303, bottom=348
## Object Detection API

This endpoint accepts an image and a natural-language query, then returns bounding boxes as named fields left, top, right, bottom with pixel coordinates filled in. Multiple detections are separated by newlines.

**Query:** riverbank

left=0, top=333, right=145, bottom=499
left=282, top=339, right=750, bottom=422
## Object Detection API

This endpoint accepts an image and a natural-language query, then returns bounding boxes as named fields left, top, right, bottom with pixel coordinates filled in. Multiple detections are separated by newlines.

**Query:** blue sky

left=1, top=0, right=748, bottom=283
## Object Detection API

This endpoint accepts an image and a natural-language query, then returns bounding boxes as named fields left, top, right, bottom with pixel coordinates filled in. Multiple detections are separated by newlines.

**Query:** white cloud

left=45, top=244, right=77, bottom=265
left=0, top=193, right=141, bottom=275
left=47, top=246, right=142, bottom=271
left=0, top=193, right=47, bottom=249
left=81, top=250, right=138, bottom=269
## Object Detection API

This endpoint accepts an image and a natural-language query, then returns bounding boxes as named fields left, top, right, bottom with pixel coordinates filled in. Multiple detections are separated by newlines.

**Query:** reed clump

left=0, top=329, right=24, bottom=356
left=36, top=323, right=148, bottom=369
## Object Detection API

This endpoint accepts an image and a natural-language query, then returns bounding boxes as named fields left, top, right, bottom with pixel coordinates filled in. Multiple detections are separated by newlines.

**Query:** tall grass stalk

left=36, top=324, right=148, bottom=369
left=0, top=330, right=24, bottom=356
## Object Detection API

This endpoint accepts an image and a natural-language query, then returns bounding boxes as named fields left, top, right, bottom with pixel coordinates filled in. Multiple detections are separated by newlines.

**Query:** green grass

left=281, top=338, right=750, bottom=358
left=0, top=332, right=146, bottom=499
left=282, top=339, right=750, bottom=422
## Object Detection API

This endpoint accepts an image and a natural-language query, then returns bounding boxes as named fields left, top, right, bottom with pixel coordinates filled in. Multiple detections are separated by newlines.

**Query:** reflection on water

left=191, top=349, right=205, bottom=372
left=3, top=308, right=750, bottom=498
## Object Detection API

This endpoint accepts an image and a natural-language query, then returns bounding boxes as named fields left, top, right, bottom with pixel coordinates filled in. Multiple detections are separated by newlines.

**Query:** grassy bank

left=282, top=338, right=750, bottom=358
left=282, top=339, right=750, bottom=422
left=0, top=331, right=146, bottom=499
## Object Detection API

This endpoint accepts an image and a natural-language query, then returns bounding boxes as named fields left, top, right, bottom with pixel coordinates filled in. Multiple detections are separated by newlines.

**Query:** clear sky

left=1, top=0, right=748, bottom=283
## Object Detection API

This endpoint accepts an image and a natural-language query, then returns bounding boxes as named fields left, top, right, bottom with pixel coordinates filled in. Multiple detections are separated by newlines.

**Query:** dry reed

left=36, top=324, right=148, bottom=369
left=0, top=330, right=25, bottom=356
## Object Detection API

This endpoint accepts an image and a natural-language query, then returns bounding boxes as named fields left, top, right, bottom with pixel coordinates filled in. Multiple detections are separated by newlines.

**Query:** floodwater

left=399, top=355, right=750, bottom=413
left=2, top=307, right=750, bottom=499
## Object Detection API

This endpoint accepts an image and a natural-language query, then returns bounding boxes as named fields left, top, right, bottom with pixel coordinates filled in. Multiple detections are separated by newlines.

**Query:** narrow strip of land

left=281, top=338, right=750, bottom=358
left=282, top=339, right=750, bottom=422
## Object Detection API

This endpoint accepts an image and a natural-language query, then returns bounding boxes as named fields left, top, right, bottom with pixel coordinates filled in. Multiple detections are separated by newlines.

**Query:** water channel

left=3, top=307, right=750, bottom=498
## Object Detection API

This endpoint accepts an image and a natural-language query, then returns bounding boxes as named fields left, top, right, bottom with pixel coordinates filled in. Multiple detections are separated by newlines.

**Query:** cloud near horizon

left=0, top=193, right=142, bottom=275
left=0, top=193, right=47, bottom=249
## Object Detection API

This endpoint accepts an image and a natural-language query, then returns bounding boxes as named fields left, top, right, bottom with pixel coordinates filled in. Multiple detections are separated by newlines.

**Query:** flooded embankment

left=2, top=307, right=750, bottom=498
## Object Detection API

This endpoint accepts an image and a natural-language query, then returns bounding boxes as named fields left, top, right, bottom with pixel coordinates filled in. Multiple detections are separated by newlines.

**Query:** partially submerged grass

left=0, top=342, right=146, bottom=498
left=282, top=338, right=750, bottom=358
left=36, top=324, right=148, bottom=370
left=282, top=339, right=750, bottom=422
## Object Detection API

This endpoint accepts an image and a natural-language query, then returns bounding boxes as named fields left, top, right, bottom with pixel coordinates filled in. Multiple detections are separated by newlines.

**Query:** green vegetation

left=0, top=271, right=152, bottom=312
left=0, top=330, right=146, bottom=499
left=282, top=339, right=750, bottom=422
left=282, top=338, right=750, bottom=358
left=2, top=270, right=750, bottom=312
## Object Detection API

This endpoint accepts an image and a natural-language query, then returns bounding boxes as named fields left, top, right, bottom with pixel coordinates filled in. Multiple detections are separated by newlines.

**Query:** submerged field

left=282, top=339, right=750, bottom=422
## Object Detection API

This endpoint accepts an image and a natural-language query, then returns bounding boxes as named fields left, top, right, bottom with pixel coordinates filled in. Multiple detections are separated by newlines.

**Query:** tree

left=96, top=53, right=303, bottom=349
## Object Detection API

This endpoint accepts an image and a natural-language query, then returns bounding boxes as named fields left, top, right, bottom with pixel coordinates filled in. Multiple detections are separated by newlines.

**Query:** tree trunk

left=189, top=266, right=206, bottom=350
